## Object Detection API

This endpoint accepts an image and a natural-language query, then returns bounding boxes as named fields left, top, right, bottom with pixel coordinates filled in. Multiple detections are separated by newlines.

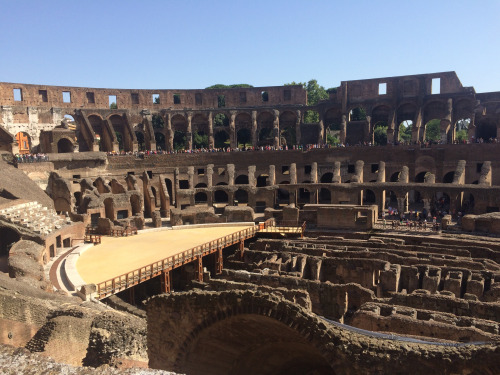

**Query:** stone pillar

left=413, top=108, right=423, bottom=143
left=311, top=162, right=318, bottom=183
left=340, top=114, right=347, bottom=144
left=273, top=109, right=280, bottom=148
left=397, top=197, right=407, bottom=218
left=468, top=112, right=476, bottom=141
left=227, top=164, right=235, bottom=186
left=174, top=168, right=180, bottom=207
left=269, top=165, right=276, bottom=186
left=318, top=111, right=324, bottom=145
left=422, top=198, right=431, bottom=212
left=186, top=112, right=193, bottom=150
left=208, top=112, right=214, bottom=149
left=290, top=163, right=297, bottom=185
left=377, top=161, right=386, bottom=182
left=386, top=110, right=396, bottom=144
left=251, top=111, right=258, bottom=148
left=333, top=161, right=341, bottom=183
left=187, top=166, right=194, bottom=189
left=166, top=113, right=173, bottom=152
left=440, top=98, right=453, bottom=143
left=295, top=110, right=301, bottom=146
left=229, top=111, right=236, bottom=149
left=364, top=115, right=371, bottom=143
left=28, top=107, right=40, bottom=146
left=248, top=165, right=256, bottom=187
left=206, top=164, right=214, bottom=187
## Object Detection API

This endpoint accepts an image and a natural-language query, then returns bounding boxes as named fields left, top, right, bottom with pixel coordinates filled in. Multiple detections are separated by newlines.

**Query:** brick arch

left=165, top=291, right=339, bottom=374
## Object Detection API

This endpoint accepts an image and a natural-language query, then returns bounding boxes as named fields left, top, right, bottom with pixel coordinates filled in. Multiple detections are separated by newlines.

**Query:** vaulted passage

left=179, top=314, right=333, bottom=375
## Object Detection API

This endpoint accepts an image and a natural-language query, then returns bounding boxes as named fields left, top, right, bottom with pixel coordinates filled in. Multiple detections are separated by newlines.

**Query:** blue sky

left=1, top=0, right=499, bottom=92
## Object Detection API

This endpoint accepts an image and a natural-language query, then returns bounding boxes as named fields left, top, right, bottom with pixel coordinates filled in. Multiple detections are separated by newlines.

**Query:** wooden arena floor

left=77, top=225, right=253, bottom=284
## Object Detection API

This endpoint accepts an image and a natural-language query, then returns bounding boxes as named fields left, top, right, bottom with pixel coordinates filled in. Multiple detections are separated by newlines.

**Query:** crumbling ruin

left=1, top=72, right=500, bottom=374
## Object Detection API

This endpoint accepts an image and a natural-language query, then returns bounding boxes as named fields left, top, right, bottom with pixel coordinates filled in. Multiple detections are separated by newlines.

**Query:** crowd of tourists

left=14, top=153, right=49, bottom=163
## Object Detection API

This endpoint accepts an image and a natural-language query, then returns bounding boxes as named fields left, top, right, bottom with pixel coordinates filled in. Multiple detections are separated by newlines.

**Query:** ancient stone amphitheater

left=1, top=72, right=500, bottom=374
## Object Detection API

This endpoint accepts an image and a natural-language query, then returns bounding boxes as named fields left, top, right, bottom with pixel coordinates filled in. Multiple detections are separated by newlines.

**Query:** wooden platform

left=76, top=225, right=253, bottom=285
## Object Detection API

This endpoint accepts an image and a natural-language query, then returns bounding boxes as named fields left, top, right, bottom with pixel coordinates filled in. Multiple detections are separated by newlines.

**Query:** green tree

left=205, top=84, right=254, bottom=89
left=285, top=80, right=329, bottom=123
left=193, top=131, right=208, bottom=148
left=425, top=119, right=441, bottom=141
left=373, top=122, right=388, bottom=145
left=110, top=102, right=117, bottom=109
left=326, top=133, right=340, bottom=145
left=456, top=129, right=468, bottom=142
left=350, top=107, right=366, bottom=121
left=152, top=114, right=164, bottom=129
left=399, top=121, right=412, bottom=142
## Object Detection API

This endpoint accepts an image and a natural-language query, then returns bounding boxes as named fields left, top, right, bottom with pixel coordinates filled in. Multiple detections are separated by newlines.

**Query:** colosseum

left=1, top=71, right=500, bottom=374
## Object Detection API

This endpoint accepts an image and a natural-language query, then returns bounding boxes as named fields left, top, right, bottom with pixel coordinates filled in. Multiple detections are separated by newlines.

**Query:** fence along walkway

left=95, top=220, right=303, bottom=299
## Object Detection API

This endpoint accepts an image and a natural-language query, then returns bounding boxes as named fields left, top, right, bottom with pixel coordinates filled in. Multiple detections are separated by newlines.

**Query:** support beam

left=160, top=270, right=171, bottom=294
left=216, top=248, right=223, bottom=275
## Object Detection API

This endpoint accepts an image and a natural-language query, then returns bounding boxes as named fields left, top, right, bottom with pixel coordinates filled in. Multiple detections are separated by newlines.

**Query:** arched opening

left=173, top=131, right=187, bottom=150
left=398, top=120, right=413, bottom=143
left=164, top=179, right=173, bottom=205
left=109, top=114, right=132, bottom=151
left=280, top=127, right=296, bottom=146
left=195, top=183, right=207, bottom=188
left=15, top=132, right=31, bottom=154
left=363, top=189, right=376, bottom=204
left=0, top=227, right=21, bottom=273
left=415, top=171, right=429, bottom=183
left=279, top=111, right=297, bottom=146
left=407, top=190, right=423, bottom=211
left=320, top=172, right=333, bottom=183
left=258, top=127, right=273, bottom=145
left=390, top=172, right=400, bottom=182
left=277, top=188, right=290, bottom=205
left=213, top=113, right=229, bottom=128
left=214, top=190, right=228, bottom=203
left=104, top=198, right=114, bottom=220
left=88, top=114, right=113, bottom=152
left=214, top=130, right=229, bottom=149
left=257, top=112, right=274, bottom=146
left=57, top=138, right=74, bottom=153
left=193, top=131, right=208, bottom=149
left=152, top=114, right=164, bottom=130
left=151, top=186, right=158, bottom=207
left=257, top=174, right=268, bottom=187
left=216, top=182, right=228, bottom=186
left=136, top=131, right=145, bottom=151
left=235, top=175, right=249, bottom=185
left=443, top=171, right=455, bottom=183
left=319, top=188, right=331, bottom=203
left=476, top=119, right=497, bottom=142
left=298, top=188, right=310, bottom=204
left=234, top=189, right=248, bottom=204
left=195, top=192, right=208, bottom=204
left=423, top=119, right=441, bottom=142
left=155, top=132, right=166, bottom=151
left=454, top=118, right=470, bottom=143
left=324, top=108, right=342, bottom=145
left=130, top=194, right=141, bottom=215
left=54, top=197, right=70, bottom=213
left=373, top=121, right=388, bottom=145
left=236, top=128, right=252, bottom=148
left=179, top=314, right=333, bottom=375
left=385, top=190, right=398, bottom=209
left=462, top=193, right=474, bottom=214
left=434, top=192, right=450, bottom=216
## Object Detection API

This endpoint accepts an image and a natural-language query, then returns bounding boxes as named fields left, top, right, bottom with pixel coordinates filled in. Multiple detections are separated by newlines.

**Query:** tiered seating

left=0, top=201, right=71, bottom=236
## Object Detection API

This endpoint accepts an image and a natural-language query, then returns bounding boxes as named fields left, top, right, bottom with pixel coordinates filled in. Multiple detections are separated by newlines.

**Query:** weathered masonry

left=1, top=71, right=499, bottom=154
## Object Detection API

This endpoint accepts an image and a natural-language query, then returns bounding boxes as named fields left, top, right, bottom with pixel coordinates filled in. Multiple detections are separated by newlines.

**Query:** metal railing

left=96, top=226, right=258, bottom=299
left=94, top=219, right=306, bottom=299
